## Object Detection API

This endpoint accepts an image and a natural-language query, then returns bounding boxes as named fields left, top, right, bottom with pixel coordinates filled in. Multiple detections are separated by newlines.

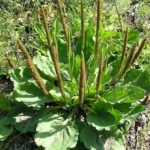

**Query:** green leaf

left=10, top=67, right=32, bottom=84
left=123, top=69, right=141, bottom=84
left=93, top=100, right=112, bottom=112
left=134, top=70, right=150, bottom=92
left=10, top=67, right=51, bottom=107
left=103, top=87, right=128, bottom=104
left=0, top=117, right=13, bottom=141
left=12, top=80, right=50, bottom=107
left=0, top=93, right=12, bottom=111
left=128, top=30, right=139, bottom=45
left=35, top=114, right=79, bottom=150
left=108, top=59, right=120, bottom=78
left=123, top=105, right=145, bottom=121
left=33, top=53, right=56, bottom=80
left=87, top=109, right=122, bottom=131
left=80, top=125, right=105, bottom=150
left=103, top=86, right=145, bottom=104
left=113, top=103, right=131, bottom=114
left=104, top=138, right=125, bottom=150
left=57, top=38, right=68, bottom=63
left=71, top=55, right=81, bottom=80
left=84, top=23, right=95, bottom=60
left=33, top=23, right=47, bottom=43
left=127, top=86, right=145, bottom=102
left=14, top=109, right=41, bottom=133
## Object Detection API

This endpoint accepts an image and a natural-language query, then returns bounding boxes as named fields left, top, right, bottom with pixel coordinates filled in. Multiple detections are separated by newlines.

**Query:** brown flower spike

left=52, top=39, right=65, bottom=99
left=79, top=53, right=86, bottom=106
left=5, top=52, right=15, bottom=68
left=94, top=0, right=103, bottom=59
left=17, top=38, right=48, bottom=96
left=96, top=51, right=104, bottom=93
left=56, top=0, right=68, bottom=41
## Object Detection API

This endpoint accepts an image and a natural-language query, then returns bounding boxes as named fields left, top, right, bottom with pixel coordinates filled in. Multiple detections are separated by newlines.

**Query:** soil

left=126, top=95, right=150, bottom=150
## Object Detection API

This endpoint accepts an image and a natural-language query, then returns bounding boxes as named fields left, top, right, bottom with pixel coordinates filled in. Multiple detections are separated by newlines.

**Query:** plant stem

left=40, top=7, right=65, bottom=99
left=5, top=52, right=15, bottom=68
left=79, top=0, right=86, bottom=106
left=56, top=0, right=68, bottom=41
left=17, top=38, right=49, bottom=96
left=96, top=50, right=104, bottom=93
left=116, top=27, right=129, bottom=77
left=121, top=27, right=128, bottom=65
left=111, top=43, right=137, bottom=87
left=114, top=0, right=123, bottom=35
left=130, top=38, right=147, bottom=66
left=40, top=7, right=53, bottom=57
left=94, top=0, right=102, bottom=59
left=121, top=44, right=137, bottom=76
left=81, top=0, right=85, bottom=52
left=67, top=32, right=72, bottom=74
left=79, top=52, right=86, bottom=106
left=52, top=36, right=66, bottom=99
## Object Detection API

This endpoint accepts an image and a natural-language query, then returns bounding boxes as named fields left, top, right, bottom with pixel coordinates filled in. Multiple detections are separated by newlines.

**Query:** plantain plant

left=0, top=0, right=149, bottom=150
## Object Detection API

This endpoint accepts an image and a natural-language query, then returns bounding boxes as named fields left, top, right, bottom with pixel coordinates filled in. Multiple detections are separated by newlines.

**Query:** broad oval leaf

left=35, top=114, right=79, bottom=150
left=104, top=138, right=125, bottom=150
left=0, top=93, right=12, bottom=111
left=0, top=117, right=13, bottom=141
left=123, top=105, right=145, bottom=121
left=33, top=53, right=56, bottom=80
left=93, top=100, right=112, bottom=112
left=80, top=125, right=105, bottom=150
left=103, top=86, right=145, bottom=104
left=134, top=70, right=150, bottom=92
left=87, top=109, right=122, bottom=131
left=123, top=69, right=141, bottom=84
left=12, top=80, right=50, bottom=107
left=10, top=67, right=52, bottom=107
left=125, top=86, right=145, bottom=102
left=103, top=87, right=128, bottom=104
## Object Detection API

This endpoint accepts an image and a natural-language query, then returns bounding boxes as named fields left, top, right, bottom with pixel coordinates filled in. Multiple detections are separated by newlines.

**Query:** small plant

left=0, top=0, right=149, bottom=150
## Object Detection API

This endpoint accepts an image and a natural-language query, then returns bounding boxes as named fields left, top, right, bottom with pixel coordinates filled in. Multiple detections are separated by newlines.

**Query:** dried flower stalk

left=67, top=32, right=72, bottom=64
left=121, top=27, right=128, bottom=65
left=94, top=0, right=102, bottom=58
left=114, top=0, right=123, bottom=35
left=17, top=38, right=48, bottom=96
left=96, top=51, right=104, bottom=93
left=121, top=44, right=137, bottom=75
left=40, top=7, right=65, bottom=99
left=111, top=43, right=137, bottom=87
left=52, top=38, right=65, bottom=99
left=56, top=0, right=68, bottom=41
left=112, top=38, right=147, bottom=87
left=131, top=38, right=147, bottom=66
left=79, top=0, right=86, bottom=105
left=116, top=27, right=129, bottom=77
left=81, top=0, right=85, bottom=52
left=5, top=52, right=15, bottom=68
left=40, top=7, right=53, bottom=57
left=79, top=53, right=86, bottom=105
